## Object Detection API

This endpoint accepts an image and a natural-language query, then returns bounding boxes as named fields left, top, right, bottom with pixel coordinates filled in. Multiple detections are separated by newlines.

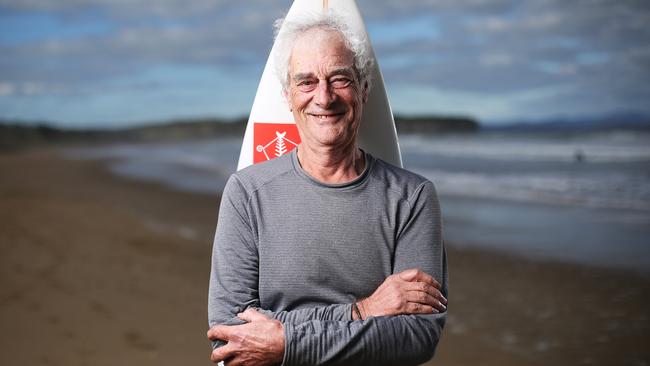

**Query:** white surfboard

left=236, top=0, right=402, bottom=171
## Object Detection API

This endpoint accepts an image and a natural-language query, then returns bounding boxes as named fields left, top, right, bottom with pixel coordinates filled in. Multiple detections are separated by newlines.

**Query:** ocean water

left=65, top=130, right=650, bottom=273
left=399, top=132, right=650, bottom=273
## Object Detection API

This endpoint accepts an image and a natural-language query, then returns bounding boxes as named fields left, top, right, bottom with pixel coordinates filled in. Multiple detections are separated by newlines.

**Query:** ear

left=282, top=88, right=292, bottom=112
left=362, top=81, right=369, bottom=103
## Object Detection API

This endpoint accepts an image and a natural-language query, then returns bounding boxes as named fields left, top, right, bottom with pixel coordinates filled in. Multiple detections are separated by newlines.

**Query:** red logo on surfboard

left=253, top=122, right=301, bottom=164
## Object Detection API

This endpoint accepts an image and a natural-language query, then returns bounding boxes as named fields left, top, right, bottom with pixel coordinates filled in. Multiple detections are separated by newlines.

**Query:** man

left=208, top=12, right=448, bottom=366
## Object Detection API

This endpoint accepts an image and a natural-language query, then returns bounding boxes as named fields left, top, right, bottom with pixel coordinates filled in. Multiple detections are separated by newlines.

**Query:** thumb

left=397, top=268, right=419, bottom=282
left=237, top=308, right=270, bottom=323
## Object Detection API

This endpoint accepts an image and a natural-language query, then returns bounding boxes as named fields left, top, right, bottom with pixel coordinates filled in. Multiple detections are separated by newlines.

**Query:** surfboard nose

left=237, top=0, right=403, bottom=170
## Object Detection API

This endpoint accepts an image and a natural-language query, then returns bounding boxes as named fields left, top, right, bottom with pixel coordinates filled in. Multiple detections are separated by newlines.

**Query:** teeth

left=310, top=114, right=339, bottom=120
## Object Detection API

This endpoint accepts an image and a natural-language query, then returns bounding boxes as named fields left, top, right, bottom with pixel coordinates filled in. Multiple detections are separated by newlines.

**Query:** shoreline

left=1, top=148, right=648, bottom=365
left=63, top=139, right=650, bottom=275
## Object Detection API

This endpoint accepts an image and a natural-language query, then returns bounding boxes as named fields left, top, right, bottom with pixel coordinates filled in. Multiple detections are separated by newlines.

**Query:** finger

left=237, top=308, right=269, bottom=323
left=211, top=343, right=236, bottom=363
left=406, top=281, right=447, bottom=305
left=405, top=290, right=446, bottom=312
left=207, top=325, right=232, bottom=341
left=397, top=268, right=419, bottom=281
left=227, top=357, right=247, bottom=366
left=405, top=302, right=438, bottom=314
left=398, top=268, right=441, bottom=289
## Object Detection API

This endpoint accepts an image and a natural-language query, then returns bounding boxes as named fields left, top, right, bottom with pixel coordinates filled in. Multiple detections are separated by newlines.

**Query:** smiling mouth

left=308, top=113, right=344, bottom=120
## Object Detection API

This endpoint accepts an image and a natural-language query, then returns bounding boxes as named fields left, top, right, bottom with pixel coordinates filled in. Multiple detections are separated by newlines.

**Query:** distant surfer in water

left=208, top=11, right=447, bottom=365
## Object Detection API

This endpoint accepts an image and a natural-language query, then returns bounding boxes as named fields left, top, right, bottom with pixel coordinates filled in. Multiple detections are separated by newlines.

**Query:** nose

left=314, top=79, right=334, bottom=108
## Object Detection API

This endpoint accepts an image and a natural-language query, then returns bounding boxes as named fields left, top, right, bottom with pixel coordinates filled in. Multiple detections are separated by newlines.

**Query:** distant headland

left=0, top=114, right=480, bottom=150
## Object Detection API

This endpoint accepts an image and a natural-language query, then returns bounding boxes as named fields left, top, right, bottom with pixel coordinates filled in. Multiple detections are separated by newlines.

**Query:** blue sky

left=0, top=0, right=649, bottom=128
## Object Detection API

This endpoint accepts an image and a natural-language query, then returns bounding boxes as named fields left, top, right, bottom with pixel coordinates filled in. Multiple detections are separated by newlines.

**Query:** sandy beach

left=1, top=148, right=648, bottom=366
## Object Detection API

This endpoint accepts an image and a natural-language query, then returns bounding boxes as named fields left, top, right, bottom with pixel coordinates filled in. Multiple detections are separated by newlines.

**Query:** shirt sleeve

left=280, top=181, right=448, bottom=366
left=256, top=305, right=353, bottom=324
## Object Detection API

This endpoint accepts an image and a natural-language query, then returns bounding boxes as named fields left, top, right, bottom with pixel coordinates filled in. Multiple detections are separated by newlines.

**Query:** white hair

left=273, top=11, right=374, bottom=93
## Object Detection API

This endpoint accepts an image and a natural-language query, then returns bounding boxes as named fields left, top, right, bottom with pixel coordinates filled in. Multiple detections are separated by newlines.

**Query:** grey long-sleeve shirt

left=208, top=149, right=448, bottom=366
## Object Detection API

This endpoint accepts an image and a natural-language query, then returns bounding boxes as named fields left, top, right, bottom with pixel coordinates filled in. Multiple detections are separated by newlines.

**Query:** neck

left=296, top=142, right=365, bottom=184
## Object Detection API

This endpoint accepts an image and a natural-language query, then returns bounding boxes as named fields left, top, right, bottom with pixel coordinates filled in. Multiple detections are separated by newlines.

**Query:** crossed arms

left=207, top=177, right=448, bottom=365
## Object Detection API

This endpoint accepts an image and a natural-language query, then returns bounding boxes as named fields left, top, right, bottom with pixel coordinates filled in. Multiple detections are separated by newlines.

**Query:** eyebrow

left=292, top=67, right=356, bottom=82
left=292, top=73, right=314, bottom=82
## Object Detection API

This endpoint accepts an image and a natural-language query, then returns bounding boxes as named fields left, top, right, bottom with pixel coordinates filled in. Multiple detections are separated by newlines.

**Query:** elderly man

left=207, top=13, right=448, bottom=366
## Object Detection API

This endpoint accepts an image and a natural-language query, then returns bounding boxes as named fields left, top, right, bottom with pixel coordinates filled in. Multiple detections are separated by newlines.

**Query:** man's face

left=285, top=29, right=367, bottom=150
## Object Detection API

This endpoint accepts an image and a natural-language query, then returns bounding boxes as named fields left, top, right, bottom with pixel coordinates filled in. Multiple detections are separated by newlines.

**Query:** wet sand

left=1, top=148, right=648, bottom=365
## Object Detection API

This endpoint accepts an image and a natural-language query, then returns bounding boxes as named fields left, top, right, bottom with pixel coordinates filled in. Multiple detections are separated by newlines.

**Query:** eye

left=296, top=79, right=317, bottom=92
left=330, top=78, right=352, bottom=89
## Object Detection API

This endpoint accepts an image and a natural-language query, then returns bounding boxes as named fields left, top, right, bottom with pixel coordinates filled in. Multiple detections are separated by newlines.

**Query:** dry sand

left=1, top=148, right=648, bottom=366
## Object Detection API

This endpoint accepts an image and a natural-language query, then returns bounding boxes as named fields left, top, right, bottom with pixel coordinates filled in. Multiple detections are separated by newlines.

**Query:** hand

left=355, top=268, right=447, bottom=319
left=207, top=308, right=285, bottom=366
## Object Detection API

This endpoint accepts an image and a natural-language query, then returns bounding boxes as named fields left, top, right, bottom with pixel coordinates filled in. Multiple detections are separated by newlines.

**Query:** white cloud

left=467, top=17, right=510, bottom=33
left=520, top=12, right=562, bottom=31
left=0, top=81, right=67, bottom=96
left=479, top=53, right=513, bottom=67
left=0, top=82, right=15, bottom=96
left=22, top=82, right=47, bottom=95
